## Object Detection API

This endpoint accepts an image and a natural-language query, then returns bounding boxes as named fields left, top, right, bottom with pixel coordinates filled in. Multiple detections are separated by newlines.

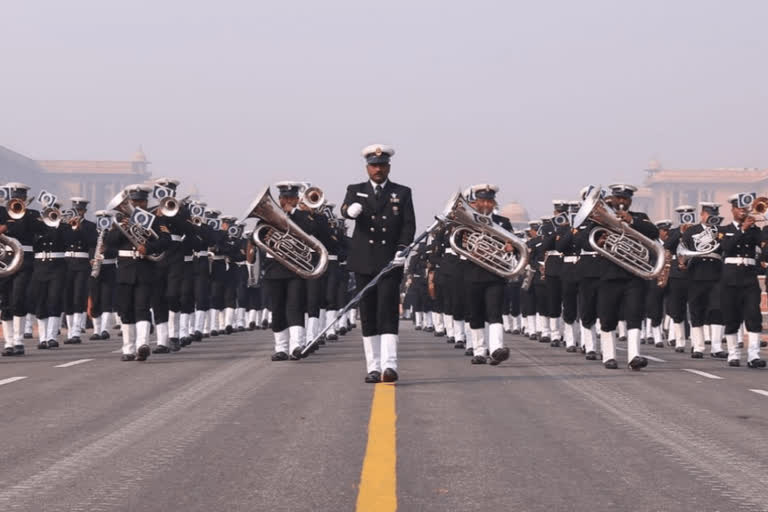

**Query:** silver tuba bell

left=573, top=186, right=665, bottom=279
left=106, top=190, right=165, bottom=262
left=438, top=191, right=529, bottom=279
left=242, top=186, right=328, bottom=279
left=0, top=234, right=24, bottom=278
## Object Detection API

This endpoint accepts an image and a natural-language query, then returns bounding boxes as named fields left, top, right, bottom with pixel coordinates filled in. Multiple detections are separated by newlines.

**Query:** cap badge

left=375, top=147, right=383, bottom=156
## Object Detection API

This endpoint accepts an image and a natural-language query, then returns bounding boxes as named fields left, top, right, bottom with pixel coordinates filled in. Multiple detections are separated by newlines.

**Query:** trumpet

left=7, top=198, right=27, bottom=220
left=749, top=196, right=768, bottom=223
left=439, top=192, right=529, bottom=279
left=242, top=186, right=328, bottom=279
left=299, top=185, right=325, bottom=212
left=41, top=207, right=62, bottom=228
left=573, top=186, right=665, bottom=280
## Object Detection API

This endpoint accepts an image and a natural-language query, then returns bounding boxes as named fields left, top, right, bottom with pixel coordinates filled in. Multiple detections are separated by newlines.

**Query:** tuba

left=573, top=186, right=665, bottom=280
left=438, top=192, right=529, bottom=279
left=0, top=234, right=24, bottom=278
left=242, top=186, right=328, bottom=279
left=106, top=190, right=165, bottom=262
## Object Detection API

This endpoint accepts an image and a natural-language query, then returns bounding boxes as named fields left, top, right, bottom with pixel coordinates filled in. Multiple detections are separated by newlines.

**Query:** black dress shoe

left=489, top=347, right=510, bottom=366
left=425, top=326, right=434, bottom=332
left=619, top=336, right=627, bottom=342
left=454, top=341, right=465, bottom=349
left=350, top=323, right=357, bottom=328
left=471, top=355, right=487, bottom=364
left=445, top=336, right=455, bottom=344
left=550, top=339, right=561, bottom=347
left=248, top=321, right=257, bottom=330
left=318, top=337, right=326, bottom=345
left=271, top=351, right=289, bottom=361
left=210, top=330, right=219, bottom=337
left=704, top=340, right=711, bottom=345
left=121, top=354, right=136, bottom=361
left=737, top=341, right=744, bottom=349
left=669, top=340, right=676, bottom=347
left=202, top=332, right=210, bottom=339
left=181, top=337, right=191, bottom=346
left=761, top=341, right=768, bottom=348
left=89, top=333, right=102, bottom=341
left=585, top=351, right=597, bottom=360
left=13, top=345, right=25, bottom=355
left=711, top=351, right=728, bottom=359
left=728, top=359, right=740, bottom=367
left=566, top=346, right=577, bottom=353
left=655, top=342, right=664, bottom=348
left=193, top=331, right=203, bottom=342
left=47, top=339, right=59, bottom=348
left=63, top=337, right=73, bottom=345
left=261, top=321, right=269, bottom=329
left=539, top=336, right=550, bottom=344
left=691, top=352, right=704, bottom=359
left=170, top=338, right=181, bottom=351
left=748, top=358, right=767, bottom=368
left=23, top=333, right=33, bottom=339
left=70, top=336, right=81, bottom=344
left=414, top=326, right=422, bottom=331
left=37, top=341, right=48, bottom=350
left=674, top=347, right=685, bottom=353
left=640, top=338, right=646, bottom=345
left=225, top=325, right=234, bottom=335
left=136, top=344, right=151, bottom=361
left=628, top=356, right=648, bottom=370
left=153, top=345, right=171, bottom=354
left=365, top=371, right=381, bottom=383
left=1, top=347, right=15, bottom=356
left=338, top=327, right=348, bottom=335
left=291, top=347, right=306, bottom=360
left=604, top=359, right=618, bottom=369
left=434, top=330, right=445, bottom=337
left=237, top=326, right=245, bottom=332
left=464, top=347, right=474, bottom=356
left=511, top=329, right=521, bottom=335
left=382, top=368, right=399, bottom=382
left=326, top=333, right=338, bottom=341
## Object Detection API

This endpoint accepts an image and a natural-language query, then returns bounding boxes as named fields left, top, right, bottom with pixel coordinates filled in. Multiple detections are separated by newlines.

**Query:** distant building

left=0, top=144, right=151, bottom=210
left=636, top=160, right=768, bottom=221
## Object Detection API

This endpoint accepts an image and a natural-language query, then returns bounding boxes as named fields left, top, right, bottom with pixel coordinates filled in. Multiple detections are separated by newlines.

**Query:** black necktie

left=375, top=185, right=382, bottom=199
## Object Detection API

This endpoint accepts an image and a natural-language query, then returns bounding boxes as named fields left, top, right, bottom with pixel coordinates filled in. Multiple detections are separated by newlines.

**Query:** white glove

left=392, top=250, right=407, bottom=267
left=347, top=202, right=363, bottom=218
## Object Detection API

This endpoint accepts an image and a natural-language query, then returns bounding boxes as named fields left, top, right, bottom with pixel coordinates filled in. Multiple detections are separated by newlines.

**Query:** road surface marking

left=0, top=376, right=27, bottom=387
left=356, top=383, right=397, bottom=512
left=749, top=389, right=768, bottom=397
left=55, top=359, right=94, bottom=368
left=682, top=369, right=723, bottom=380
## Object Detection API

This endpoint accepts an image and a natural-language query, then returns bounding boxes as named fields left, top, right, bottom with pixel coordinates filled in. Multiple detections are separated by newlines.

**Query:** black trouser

left=410, top=279, right=429, bottom=312
left=578, top=277, right=600, bottom=328
left=32, top=271, right=65, bottom=319
left=1, top=266, right=33, bottom=320
left=247, top=286, right=262, bottom=311
left=306, top=274, right=324, bottom=318
left=235, top=265, right=249, bottom=309
left=193, top=259, right=211, bottom=311
left=210, top=262, right=228, bottom=311
left=117, top=282, right=153, bottom=324
left=508, top=283, right=521, bottom=317
left=644, top=282, right=665, bottom=326
left=179, top=261, right=195, bottom=314
left=266, top=277, right=306, bottom=332
left=151, top=266, right=170, bottom=324
left=561, top=275, right=579, bottom=324
left=688, top=279, right=721, bottom=327
left=721, top=279, right=762, bottom=334
left=665, top=277, right=688, bottom=323
left=325, top=261, right=341, bottom=310
left=533, top=275, right=549, bottom=317
left=355, top=268, right=404, bottom=337
left=64, top=263, right=90, bottom=314
left=546, top=274, right=562, bottom=319
left=164, top=260, right=185, bottom=312
left=224, top=269, right=237, bottom=309
left=436, top=271, right=451, bottom=315
left=468, top=280, right=504, bottom=329
left=597, top=277, right=644, bottom=331
left=89, top=264, right=116, bottom=317
left=705, top=281, right=723, bottom=326
left=521, top=285, right=536, bottom=317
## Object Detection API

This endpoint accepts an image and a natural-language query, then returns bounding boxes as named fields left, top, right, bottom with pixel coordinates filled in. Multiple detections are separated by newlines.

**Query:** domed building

left=499, top=201, right=530, bottom=230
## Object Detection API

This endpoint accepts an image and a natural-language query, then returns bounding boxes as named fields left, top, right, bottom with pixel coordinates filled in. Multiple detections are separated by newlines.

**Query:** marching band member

left=32, top=200, right=68, bottom=350
left=1, top=183, right=39, bottom=356
left=341, top=144, right=415, bottom=383
left=521, top=220, right=541, bottom=340
left=62, top=197, right=97, bottom=344
left=720, top=193, right=765, bottom=368
left=533, top=217, right=552, bottom=342
left=105, top=184, right=170, bottom=361
left=664, top=205, right=695, bottom=352
left=680, top=203, right=726, bottom=359
left=542, top=200, right=567, bottom=347
left=595, top=184, right=658, bottom=370
left=460, top=184, right=514, bottom=365
left=643, top=219, right=671, bottom=348
left=88, top=210, right=117, bottom=340
left=264, top=182, right=316, bottom=361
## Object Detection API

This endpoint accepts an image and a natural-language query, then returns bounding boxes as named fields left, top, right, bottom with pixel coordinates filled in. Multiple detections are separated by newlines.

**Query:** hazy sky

left=2, top=0, right=767, bottom=226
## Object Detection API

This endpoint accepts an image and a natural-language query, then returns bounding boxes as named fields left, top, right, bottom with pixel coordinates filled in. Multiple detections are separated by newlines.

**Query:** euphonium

left=242, top=186, right=328, bottom=279
left=573, top=186, right=665, bottom=280
left=106, top=190, right=165, bottom=262
left=0, top=234, right=24, bottom=278
left=439, top=192, right=529, bottom=279
left=676, top=225, right=720, bottom=262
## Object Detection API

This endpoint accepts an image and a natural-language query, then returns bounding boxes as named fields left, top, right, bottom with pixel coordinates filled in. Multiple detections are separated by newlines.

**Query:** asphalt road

left=2, top=322, right=768, bottom=512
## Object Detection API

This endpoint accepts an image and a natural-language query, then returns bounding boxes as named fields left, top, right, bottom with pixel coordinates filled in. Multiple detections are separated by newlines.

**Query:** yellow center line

left=356, top=382, right=397, bottom=512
